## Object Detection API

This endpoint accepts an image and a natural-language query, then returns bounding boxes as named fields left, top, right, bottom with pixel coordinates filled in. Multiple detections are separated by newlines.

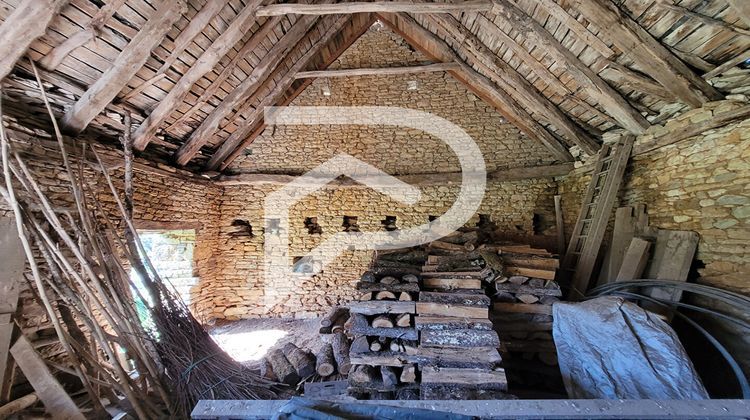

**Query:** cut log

left=350, top=351, right=410, bottom=367
left=429, top=240, right=466, bottom=252
left=359, top=292, right=373, bottom=301
left=320, top=306, right=348, bottom=328
left=349, top=364, right=378, bottom=385
left=315, top=344, right=335, bottom=377
left=508, top=276, right=529, bottom=285
left=516, top=294, right=540, bottom=304
left=527, top=279, right=546, bottom=288
left=420, top=268, right=489, bottom=278
left=479, top=249, right=505, bottom=272
left=421, top=329, right=500, bottom=349
left=421, top=366, right=507, bottom=391
left=0, top=393, right=38, bottom=418
left=400, top=364, right=417, bottom=383
left=389, top=339, right=404, bottom=352
left=410, top=347, right=502, bottom=369
left=331, top=332, right=351, bottom=375
left=416, top=302, right=488, bottom=318
left=260, top=358, right=276, bottom=381
left=349, top=313, right=418, bottom=340
left=361, top=271, right=376, bottom=283
left=381, top=366, right=399, bottom=390
left=423, top=278, right=482, bottom=290
left=379, top=276, right=398, bottom=285
left=375, top=291, right=397, bottom=300
left=402, top=274, right=419, bottom=283
left=267, top=349, right=299, bottom=385
left=348, top=301, right=415, bottom=315
left=331, top=314, right=347, bottom=334
left=283, top=343, right=316, bottom=378
left=350, top=336, right=370, bottom=354
left=398, top=292, right=412, bottom=301
left=370, top=340, right=384, bottom=352
left=395, top=313, right=412, bottom=327
left=371, top=315, right=394, bottom=328
left=503, top=256, right=560, bottom=270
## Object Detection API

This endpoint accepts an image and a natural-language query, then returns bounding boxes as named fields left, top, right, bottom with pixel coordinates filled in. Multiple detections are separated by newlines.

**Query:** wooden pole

left=554, top=195, right=565, bottom=255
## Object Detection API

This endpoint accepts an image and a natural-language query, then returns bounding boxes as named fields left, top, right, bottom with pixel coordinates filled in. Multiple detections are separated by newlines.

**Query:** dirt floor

left=208, top=317, right=326, bottom=366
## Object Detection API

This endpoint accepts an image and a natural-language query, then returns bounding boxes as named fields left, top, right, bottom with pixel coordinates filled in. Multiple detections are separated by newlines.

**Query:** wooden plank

left=726, top=0, right=750, bottom=27
left=1, top=217, right=25, bottom=399
left=491, top=0, right=649, bottom=134
left=418, top=291, right=490, bottom=307
left=256, top=1, right=493, bottom=16
left=10, top=336, right=85, bottom=419
left=347, top=301, right=415, bottom=315
left=295, top=62, right=460, bottom=78
left=422, top=277, right=482, bottom=290
left=572, top=0, right=721, bottom=108
left=415, top=316, right=494, bottom=331
left=493, top=302, right=553, bottom=315
left=416, top=302, right=489, bottom=318
left=350, top=352, right=411, bottom=367
left=502, top=256, right=560, bottom=270
left=132, top=0, right=264, bottom=150
left=615, top=237, right=652, bottom=282
left=644, top=230, right=699, bottom=309
left=598, top=206, right=638, bottom=286
left=409, top=346, right=501, bottom=369
left=421, top=366, right=507, bottom=389
left=60, top=0, right=186, bottom=133
left=0, top=0, right=69, bottom=81
left=531, top=0, right=614, bottom=58
left=498, top=245, right=552, bottom=256
left=504, top=266, right=556, bottom=280
left=494, top=282, right=563, bottom=297
left=420, top=329, right=500, bottom=349
left=174, top=13, right=323, bottom=165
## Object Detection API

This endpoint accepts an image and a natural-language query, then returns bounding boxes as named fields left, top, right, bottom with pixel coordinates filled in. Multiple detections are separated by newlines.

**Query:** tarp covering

left=552, top=296, right=709, bottom=399
left=273, top=397, right=472, bottom=420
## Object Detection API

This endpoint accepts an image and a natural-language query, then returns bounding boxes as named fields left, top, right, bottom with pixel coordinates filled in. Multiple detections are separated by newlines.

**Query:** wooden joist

left=39, top=0, right=127, bottom=71
left=295, top=62, right=460, bottom=78
left=377, top=13, right=574, bottom=163
left=206, top=15, right=352, bottom=170
left=174, top=13, right=323, bottom=166
left=491, top=0, right=649, bottom=134
left=256, top=1, right=493, bottom=16
left=61, top=0, right=186, bottom=133
left=572, top=0, right=721, bottom=108
left=132, top=0, right=264, bottom=150
left=0, top=0, right=70, bottom=81
left=426, top=14, right=600, bottom=156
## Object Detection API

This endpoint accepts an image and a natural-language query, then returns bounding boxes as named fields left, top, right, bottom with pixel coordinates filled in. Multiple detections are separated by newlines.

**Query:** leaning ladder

left=561, top=134, right=635, bottom=300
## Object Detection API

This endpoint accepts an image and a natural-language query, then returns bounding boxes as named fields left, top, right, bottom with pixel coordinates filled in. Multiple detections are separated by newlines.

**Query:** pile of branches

left=0, top=63, right=280, bottom=418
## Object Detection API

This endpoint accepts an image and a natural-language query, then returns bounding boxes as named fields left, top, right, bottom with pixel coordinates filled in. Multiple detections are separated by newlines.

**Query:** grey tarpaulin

left=552, top=296, right=709, bottom=399
left=273, top=397, right=473, bottom=420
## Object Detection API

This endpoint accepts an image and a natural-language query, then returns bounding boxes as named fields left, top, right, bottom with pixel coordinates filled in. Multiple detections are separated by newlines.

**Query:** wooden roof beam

left=0, top=0, right=70, bottom=81
left=491, top=0, right=650, bottom=134
left=256, top=1, right=493, bottom=16
left=726, top=0, right=750, bottom=27
left=571, top=0, right=722, bottom=108
left=600, top=61, right=677, bottom=102
left=175, top=13, right=325, bottom=166
left=132, top=0, right=265, bottom=151
left=295, top=62, right=461, bottom=78
left=377, top=12, right=573, bottom=162
left=425, top=14, right=599, bottom=155
left=205, top=15, right=354, bottom=171
left=60, top=0, right=186, bottom=134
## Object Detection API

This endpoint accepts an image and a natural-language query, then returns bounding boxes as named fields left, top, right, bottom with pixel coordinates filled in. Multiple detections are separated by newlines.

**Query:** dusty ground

left=208, top=317, right=326, bottom=366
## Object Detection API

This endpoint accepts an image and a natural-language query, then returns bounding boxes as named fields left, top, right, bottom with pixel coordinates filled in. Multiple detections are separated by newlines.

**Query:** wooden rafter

left=38, top=0, right=127, bottom=71
left=295, top=62, right=460, bottom=78
left=529, top=0, right=615, bottom=58
left=205, top=15, right=355, bottom=171
left=174, top=13, right=324, bottom=166
left=425, top=14, right=599, bottom=155
left=572, top=0, right=722, bottom=108
left=121, top=0, right=231, bottom=101
left=219, top=14, right=376, bottom=170
left=165, top=16, right=285, bottom=131
left=0, top=0, right=70, bottom=81
left=60, top=0, right=186, bottom=133
left=256, top=1, right=493, bottom=16
left=654, top=1, right=750, bottom=36
left=491, top=0, right=650, bottom=134
left=132, top=0, right=265, bottom=151
left=726, top=0, right=750, bottom=27
left=377, top=13, right=573, bottom=162
left=600, top=61, right=677, bottom=102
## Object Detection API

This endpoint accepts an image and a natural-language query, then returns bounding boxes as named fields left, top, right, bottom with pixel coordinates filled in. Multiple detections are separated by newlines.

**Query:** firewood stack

left=414, top=235, right=507, bottom=400
left=489, top=244, right=564, bottom=391
left=346, top=270, right=421, bottom=400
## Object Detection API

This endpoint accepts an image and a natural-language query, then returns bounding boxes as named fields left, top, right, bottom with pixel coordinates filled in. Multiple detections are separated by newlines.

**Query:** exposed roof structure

left=0, top=0, right=749, bottom=173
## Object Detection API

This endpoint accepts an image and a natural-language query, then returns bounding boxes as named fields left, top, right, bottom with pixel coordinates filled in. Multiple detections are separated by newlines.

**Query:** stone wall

left=228, top=24, right=557, bottom=176
left=195, top=178, right=558, bottom=320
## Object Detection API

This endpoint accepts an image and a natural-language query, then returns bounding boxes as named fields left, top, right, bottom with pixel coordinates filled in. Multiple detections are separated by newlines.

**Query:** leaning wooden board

left=642, top=229, right=699, bottom=318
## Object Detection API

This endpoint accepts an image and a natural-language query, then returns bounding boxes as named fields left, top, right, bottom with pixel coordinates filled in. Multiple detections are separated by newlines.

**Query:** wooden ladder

left=561, top=134, right=635, bottom=300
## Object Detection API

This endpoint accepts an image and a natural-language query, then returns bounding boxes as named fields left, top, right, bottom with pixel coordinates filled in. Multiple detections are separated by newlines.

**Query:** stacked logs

left=347, top=270, right=420, bottom=400
left=261, top=334, right=351, bottom=389
left=489, top=244, right=563, bottom=391
left=415, top=236, right=507, bottom=400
